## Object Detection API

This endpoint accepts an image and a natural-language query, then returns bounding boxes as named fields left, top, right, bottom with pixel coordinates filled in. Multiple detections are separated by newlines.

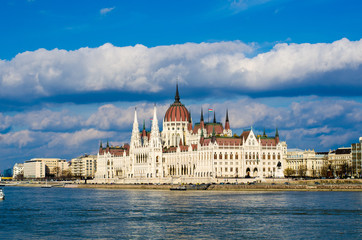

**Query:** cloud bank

left=1, top=38, right=361, bottom=105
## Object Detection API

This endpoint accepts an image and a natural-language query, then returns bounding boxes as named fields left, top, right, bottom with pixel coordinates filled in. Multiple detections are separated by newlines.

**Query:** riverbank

left=4, top=179, right=362, bottom=191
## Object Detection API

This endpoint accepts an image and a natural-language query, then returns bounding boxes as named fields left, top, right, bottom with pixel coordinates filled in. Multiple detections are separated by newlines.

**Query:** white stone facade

left=94, top=89, right=287, bottom=184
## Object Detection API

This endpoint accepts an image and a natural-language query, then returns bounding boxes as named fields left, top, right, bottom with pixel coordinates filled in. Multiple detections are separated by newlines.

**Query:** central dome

left=164, top=84, right=190, bottom=122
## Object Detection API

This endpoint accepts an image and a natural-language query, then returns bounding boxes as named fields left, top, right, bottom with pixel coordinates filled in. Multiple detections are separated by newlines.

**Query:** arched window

left=225, top=153, right=228, bottom=159
left=214, top=153, right=217, bottom=159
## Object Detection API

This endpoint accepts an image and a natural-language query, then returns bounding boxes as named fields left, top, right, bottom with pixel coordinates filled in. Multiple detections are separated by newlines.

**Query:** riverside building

left=94, top=86, right=287, bottom=184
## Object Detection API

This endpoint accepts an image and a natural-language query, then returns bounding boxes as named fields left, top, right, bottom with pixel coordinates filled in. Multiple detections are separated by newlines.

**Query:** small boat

left=0, top=189, right=4, bottom=200
left=41, top=180, right=52, bottom=188
left=170, top=186, right=187, bottom=191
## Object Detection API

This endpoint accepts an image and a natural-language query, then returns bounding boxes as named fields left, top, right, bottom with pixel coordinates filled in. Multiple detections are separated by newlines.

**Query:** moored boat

left=0, top=189, right=5, bottom=200
left=170, top=186, right=187, bottom=191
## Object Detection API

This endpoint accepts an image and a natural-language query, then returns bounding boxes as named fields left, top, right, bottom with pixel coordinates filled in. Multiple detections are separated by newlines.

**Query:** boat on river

left=41, top=180, right=52, bottom=188
left=0, top=189, right=5, bottom=200
left=170, top=186, right=187, bottom=191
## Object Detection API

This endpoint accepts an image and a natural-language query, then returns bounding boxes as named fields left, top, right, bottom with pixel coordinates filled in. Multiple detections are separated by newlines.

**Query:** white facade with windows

left=94, top=86, right=287, bottom=184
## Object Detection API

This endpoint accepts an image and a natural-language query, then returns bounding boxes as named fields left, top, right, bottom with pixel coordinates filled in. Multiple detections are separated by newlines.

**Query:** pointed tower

left=275, top=127, right=279, bottom=144
left=200, top=108, right=204, bottom=129
left=130, top=108, right=141, bottom=148
left=99, top=140, right=103, bottom=154
left=213, top=111, right=216, bottom=124
left=225, top=109, right=230, bottom=130
left=187, top=110, right=193, bottom=131
left=175, top=82, right=180, bottom=103
left=150, top=105, right=161, bottom=148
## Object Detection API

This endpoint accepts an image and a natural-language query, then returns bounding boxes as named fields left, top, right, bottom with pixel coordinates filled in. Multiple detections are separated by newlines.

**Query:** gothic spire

left=100, top=140, right=103, bottom=148
left=225, top=109, right=230, bottom=130
left=143, top=119, right=145, bottom=130
left=200, top=108, right=204, bottom=122
left=213, top=111, right=216, bottom=124
left=275, top=127, right=279, bottom=137
left=150, top=105, right=161, bottom=147
left=175, top=83, right=180, bottom=103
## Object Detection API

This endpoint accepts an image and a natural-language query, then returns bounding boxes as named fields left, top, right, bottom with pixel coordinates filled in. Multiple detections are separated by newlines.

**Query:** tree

left=284, top=168, right=295, bottom=177
left=14, top=173, right=24, bottom=181
left=61, top=169, right=73, bottom=180
left=298, top=165, right=307, bottom=178
left=54, top=167, right=61, bottom=179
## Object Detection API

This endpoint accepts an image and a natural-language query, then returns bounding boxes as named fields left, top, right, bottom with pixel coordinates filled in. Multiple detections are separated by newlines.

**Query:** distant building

left=13, top=163, right=24, bottom=179
left=3, top=168, right=13, bottom=177
left=328, top=147, right=352, bottom=177
left=351, top=137, right=362, bottom=177
left=24, top=158, right=69, bottom=179
left=24, top=159, right=46, bottom=178
left=286, top=149, right=327, bottom=177
left=70, top=155, right=97, bottom=178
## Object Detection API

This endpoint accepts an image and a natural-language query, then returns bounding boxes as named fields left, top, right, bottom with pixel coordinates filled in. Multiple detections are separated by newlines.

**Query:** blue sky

left=0, top=0, right=362, bottom=170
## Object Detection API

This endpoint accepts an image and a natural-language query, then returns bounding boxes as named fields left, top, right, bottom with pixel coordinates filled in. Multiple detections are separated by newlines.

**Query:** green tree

left=283, top=168, right=295, bottom=177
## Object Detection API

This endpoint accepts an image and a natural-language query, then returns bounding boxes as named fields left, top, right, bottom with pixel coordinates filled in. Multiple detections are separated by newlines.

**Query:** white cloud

left=100, top=7, right=115, bottom=15
left=0, top=130, right=34, bottom=148
left=48, top=128, right=112, bottom=147
left=0, top=39, right=361, bottom=102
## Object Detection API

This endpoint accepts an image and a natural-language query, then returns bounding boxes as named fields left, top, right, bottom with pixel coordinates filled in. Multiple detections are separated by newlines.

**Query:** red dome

left=164, top=102, right=189, bottom=122
left=164, top=83, right=190, bottom=122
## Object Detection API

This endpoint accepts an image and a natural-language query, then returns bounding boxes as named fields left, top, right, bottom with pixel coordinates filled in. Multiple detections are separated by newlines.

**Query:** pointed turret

left=263, top=128, right=266, bottom=137
left=187, top=110, right=193, bottom=131
left=275, top=127, right=280, bottom=144
left=100, top=140, right=103, bottom=149
left=141, top=119, right=147, bottom=138
left=200, top=108, right=204, bottom=129
left=131, top=108, right=141, bottom=148
left=150, top=105, right=161, bottom=147
left=175, top=83, right=180, bottom=103
left=225, top=109, right=230, bottom=130
left=213, top=111, right=216, bottom=124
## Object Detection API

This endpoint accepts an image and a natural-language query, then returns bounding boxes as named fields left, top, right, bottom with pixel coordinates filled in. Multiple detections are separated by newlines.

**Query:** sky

left=0, top=0, right=362, bottom=171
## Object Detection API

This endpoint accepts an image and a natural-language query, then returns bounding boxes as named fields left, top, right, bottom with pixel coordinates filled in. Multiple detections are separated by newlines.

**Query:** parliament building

left=94, top=85, right=287, bottom=184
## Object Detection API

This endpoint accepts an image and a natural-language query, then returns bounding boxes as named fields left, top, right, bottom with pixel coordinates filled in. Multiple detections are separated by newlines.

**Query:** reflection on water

left=0, top=187, right=361, bottom=239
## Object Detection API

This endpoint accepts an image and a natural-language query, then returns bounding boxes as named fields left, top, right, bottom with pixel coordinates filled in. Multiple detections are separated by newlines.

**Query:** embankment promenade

left=4, top=179, right=362, bottom=191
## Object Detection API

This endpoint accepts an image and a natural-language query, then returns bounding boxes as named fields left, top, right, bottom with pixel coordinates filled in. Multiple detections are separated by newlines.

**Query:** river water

left=0, top=187, right=361, bottom=239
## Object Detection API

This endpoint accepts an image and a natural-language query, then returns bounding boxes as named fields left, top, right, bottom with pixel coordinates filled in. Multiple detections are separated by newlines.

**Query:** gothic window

left=219, top=153, right=222, bottom=159
left=225, top=153, right=228, bottom=159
